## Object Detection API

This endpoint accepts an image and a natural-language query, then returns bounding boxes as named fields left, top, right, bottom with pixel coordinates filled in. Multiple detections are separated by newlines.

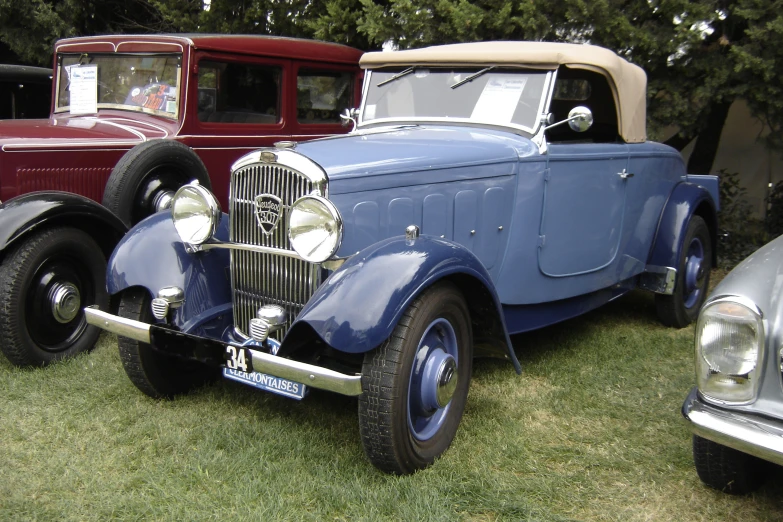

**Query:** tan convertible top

left=360, top=41, right=647, bottom=142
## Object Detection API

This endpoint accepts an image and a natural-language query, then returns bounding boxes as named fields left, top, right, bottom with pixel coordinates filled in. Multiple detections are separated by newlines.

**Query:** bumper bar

left=85, top=306, right=363, bottom=397
left=682, top=387, right=783, bottom=467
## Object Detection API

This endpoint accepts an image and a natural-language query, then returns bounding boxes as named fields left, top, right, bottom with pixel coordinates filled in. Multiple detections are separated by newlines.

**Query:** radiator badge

left=254, top=194, right=283, bottom=235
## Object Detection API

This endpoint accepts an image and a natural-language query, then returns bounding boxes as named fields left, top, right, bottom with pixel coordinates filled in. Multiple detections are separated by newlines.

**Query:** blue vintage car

left=85, top=42, right=719, bottom=474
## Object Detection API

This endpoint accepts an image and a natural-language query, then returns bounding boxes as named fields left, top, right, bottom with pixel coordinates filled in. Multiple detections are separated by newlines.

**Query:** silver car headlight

left=171, top=184, right=221, bottom=245
left=695, top=296, right=764, bottom=403
left=288, top=195, right=343, bottom=263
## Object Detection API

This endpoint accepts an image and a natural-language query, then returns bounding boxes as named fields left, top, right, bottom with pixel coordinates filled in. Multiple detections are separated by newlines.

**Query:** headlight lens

left=695, top=297, right=764, bottom=403
left=288, top=195, right=342, bottom=263
left=171, top=184, right=221, bottom=245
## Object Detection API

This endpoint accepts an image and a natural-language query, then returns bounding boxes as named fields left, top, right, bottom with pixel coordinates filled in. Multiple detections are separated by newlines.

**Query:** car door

left=538, top=142, right=630, bottom=279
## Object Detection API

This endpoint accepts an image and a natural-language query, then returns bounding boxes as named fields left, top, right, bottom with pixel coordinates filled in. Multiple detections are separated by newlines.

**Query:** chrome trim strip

left=201, top=240, right=306, bottom=259
left=683, top=388, right=783, bottom=467
left=638, top=265, right=677, bottom=295
left=84, top=306, right=362, bottom=397
left=230, top=149, right=329, bottom=196
left=703, top=294, right=764, bottom=319
left=248, top=349, right=362, bottom=396
left=84, top=306, right=151, bottom=343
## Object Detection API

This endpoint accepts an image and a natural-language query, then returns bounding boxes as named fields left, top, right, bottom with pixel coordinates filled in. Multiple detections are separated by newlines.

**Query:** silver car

left=682, top=234, right=783, bottom=493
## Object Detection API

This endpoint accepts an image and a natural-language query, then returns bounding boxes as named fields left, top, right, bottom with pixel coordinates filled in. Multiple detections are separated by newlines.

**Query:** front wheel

left=358, top=282, right=472, bottom=474
left=692, top=435, right=769, bottom=494
left=656, top=216, right=712, bottom=327
left=117, top=287, right=217, bottom=398
left=0, top=227, right=108, bottom=367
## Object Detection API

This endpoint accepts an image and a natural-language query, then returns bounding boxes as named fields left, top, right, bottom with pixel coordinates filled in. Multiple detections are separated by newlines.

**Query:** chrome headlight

left=695, top=296, right=764, bottom=403
left=171, top=184, right=221, bottom=245
left=288, top=195, right=342, bottom=263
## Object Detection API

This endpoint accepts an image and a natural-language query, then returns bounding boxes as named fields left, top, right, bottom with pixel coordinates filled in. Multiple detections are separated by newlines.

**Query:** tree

left=310, top=0, right=783, bottom=174
left=0, top=0, right=180, bottom=66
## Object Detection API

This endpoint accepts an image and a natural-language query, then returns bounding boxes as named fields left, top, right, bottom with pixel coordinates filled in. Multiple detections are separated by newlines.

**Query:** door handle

left=618, top=169, right=634, bottom=180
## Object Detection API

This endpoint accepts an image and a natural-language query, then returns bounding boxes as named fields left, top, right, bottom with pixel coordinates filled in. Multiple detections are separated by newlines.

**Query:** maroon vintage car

left=0, top=34, right=362, bottom=367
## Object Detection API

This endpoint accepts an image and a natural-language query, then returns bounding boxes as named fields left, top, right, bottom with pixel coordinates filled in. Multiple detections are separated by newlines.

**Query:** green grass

left=2, top=286, right=783, bottom=521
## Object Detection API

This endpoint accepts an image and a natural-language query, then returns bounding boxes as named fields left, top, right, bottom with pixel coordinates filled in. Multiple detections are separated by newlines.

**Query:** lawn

left=2, top=285, right=782, bottom=521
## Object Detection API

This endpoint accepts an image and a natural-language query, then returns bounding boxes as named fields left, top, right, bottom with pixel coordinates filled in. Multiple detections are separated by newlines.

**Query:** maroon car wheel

left=102, top=140, right=211, bottom=227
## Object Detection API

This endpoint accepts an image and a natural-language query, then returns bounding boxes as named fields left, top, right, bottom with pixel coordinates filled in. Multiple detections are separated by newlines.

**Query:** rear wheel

left=656, top=216, right=712, bottom=327
left=0, top=227, right=107, bottom=367
left=358, top=282, right=472, bottom=474
left=692, top=435, right=769, bottom=494
left=117, top=287, right=217, bottom=398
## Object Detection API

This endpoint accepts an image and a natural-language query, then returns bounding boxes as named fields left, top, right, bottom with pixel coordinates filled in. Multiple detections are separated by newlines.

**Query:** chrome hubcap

left=50, top=282, right=81, bottom=324
left=153, top=190, right=175, bottom=212
left=435, top=356, right=458, bottom=408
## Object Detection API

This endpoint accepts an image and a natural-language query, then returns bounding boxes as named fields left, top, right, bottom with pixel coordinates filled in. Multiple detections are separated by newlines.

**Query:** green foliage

left=765, top=180, right=783, bottom=238
left=716, top=170, right=766, bottom=268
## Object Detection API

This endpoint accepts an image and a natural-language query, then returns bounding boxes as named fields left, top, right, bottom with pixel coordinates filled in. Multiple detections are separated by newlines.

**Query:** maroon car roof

left=54, top=34, right=363, bottom=64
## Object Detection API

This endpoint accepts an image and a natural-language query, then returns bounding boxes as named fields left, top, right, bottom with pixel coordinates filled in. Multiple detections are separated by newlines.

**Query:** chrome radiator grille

left=229, top=163, right=321, bottom=340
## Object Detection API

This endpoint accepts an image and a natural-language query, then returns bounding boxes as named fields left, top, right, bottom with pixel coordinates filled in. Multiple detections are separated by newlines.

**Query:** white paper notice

left=470, top=75, right=527, bottom=124
left=69, top=65, right=98, bottom=115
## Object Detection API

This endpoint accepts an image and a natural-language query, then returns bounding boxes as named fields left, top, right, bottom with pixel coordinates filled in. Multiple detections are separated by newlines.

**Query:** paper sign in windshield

left=69, top=65, right=98, bottom=115
left=470, top=76, right=528, bottom=124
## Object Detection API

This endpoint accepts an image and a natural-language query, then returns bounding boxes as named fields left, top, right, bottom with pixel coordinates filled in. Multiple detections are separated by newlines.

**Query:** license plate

left=223, top=345, right=306, bottom=400
left=222, top=368, right=307, bottom=400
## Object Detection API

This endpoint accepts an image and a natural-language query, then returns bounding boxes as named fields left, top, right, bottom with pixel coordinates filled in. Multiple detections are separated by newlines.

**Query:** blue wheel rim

left=407, top=318, right=459, bottom=441
left=683, top=236, right=705, bottom=309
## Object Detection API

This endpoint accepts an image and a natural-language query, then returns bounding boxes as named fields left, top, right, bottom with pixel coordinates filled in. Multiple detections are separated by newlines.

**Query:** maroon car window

left=197, top=60, right=280, bottom=124
left=296, top=69, right=353, bottom=124
left=56, top=53, right=182, bottom=118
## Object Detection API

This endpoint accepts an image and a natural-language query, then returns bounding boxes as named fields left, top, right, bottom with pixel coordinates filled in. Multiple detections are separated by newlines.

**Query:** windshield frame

left=358, top=66, right=554, bottom=135
left=53, top=52, right=183, bottom=120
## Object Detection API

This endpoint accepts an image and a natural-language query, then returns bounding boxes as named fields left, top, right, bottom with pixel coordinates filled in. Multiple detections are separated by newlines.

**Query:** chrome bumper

left=84, top=306, right=363, bottom=397
left=682, top=387, right=783, bottom=466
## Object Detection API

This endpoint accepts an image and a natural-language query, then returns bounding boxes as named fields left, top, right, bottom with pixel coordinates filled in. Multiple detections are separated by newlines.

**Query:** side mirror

left=542, top=106, right=594, bottom=133
left=340, top=108, right=360, bottom=129
left=567, top=106, right=593, bottom=132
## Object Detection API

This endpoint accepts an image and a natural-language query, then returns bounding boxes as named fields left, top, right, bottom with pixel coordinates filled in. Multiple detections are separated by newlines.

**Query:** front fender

left=0, top=191, right=127, bottom=258
left=647, top=181, right=718, bottom=269
left=290, top=235, right=521, bottom=372
left=107, top=211, right=232, bottom=330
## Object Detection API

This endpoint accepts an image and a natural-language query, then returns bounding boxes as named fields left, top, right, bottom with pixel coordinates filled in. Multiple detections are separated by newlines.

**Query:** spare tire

left=102, top=140, right=211, bottom=227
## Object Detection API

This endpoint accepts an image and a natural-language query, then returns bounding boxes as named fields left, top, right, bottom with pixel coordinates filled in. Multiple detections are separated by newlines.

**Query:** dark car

left=86, top=41, right=719, bottom=474
left=0, top=64, right=52, bottom=119
left=0, top=34, right=362, bottom=367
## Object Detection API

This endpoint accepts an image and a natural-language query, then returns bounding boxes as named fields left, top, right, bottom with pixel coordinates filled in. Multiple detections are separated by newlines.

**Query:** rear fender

left=107, top=211, right=231, bottom=330
left=0, top=191, right=127, bottom=261
left=647, top=181, right=718, bottom=270
left=286, top=235, right=521, bottom=372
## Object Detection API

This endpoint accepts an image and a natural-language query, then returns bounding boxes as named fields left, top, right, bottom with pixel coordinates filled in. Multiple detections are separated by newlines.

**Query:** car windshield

left=55, top=53, right=182, bottom=119
left=362, top=67, right=551, bottom=133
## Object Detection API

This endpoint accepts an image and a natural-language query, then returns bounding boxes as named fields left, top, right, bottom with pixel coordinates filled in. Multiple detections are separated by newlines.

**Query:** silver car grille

left=229, top=163, right=322, bottom=340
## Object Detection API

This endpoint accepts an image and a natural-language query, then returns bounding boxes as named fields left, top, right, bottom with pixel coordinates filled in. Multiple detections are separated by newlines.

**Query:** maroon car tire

left=102, top=140, right=211, bottom=227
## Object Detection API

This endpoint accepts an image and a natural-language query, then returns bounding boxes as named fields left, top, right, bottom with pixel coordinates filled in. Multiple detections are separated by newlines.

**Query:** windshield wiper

left=450, top=66, right=496, bottom=89
left=376, top=67, right=414, bottom=87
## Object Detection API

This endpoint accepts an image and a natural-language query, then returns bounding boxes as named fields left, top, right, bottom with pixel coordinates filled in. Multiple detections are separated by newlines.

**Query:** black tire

left=102, top=140, right=211, bottom=228
left=656, top=216, right=712, bottom=328
left=117, top=287, right=217, bottom=399
left=358, top=281, right=472, bottom=474
left=692, top=435, right=769, bottom=494
left=0, top=227, right=108, bottom=367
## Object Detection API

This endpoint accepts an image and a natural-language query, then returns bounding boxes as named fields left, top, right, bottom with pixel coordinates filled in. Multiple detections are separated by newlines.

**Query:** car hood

left=294, top=125, right=539, bottom=193
left=0, top=113, right=174, bottom=150
left=713, top=234, right=783, bottom=319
